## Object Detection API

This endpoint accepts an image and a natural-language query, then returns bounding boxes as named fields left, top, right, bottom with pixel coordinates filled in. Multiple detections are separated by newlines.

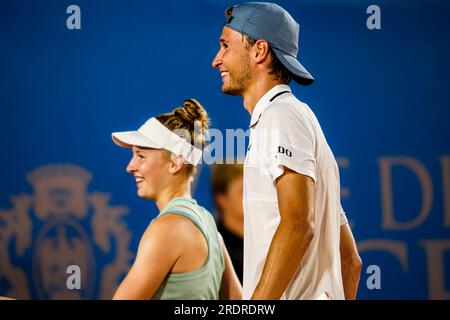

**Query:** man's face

left=212, top=26, right=252, bottom=96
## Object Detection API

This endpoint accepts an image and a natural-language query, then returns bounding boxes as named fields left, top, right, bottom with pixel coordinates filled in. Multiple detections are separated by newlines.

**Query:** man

left=211, top=163, right=244, bottom=283
left=212, top=2, right=362, bottom=300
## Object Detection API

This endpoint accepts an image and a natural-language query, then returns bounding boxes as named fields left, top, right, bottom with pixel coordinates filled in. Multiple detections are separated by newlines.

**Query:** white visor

left=112, top=117, right=202, bottom=166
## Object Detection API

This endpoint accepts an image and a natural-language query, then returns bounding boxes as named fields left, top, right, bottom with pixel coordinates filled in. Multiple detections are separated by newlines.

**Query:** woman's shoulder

left=150, top=213, right=197, bottom=233
left=149, top=212, right=204, bottom=243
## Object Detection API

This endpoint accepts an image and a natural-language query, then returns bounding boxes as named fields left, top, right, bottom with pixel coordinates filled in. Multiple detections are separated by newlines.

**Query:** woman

left=111, top=99, right=242, bottom=300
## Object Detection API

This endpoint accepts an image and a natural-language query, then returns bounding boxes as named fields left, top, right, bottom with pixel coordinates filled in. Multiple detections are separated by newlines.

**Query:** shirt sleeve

left=262, top=103, right=317, bottom=183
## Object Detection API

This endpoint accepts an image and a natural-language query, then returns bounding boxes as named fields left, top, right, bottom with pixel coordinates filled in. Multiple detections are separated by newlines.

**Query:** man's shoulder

left=259, top=95, right=313, bottom=128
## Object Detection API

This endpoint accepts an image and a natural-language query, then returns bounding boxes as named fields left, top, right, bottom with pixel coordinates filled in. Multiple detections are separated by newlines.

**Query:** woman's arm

left=113, top=215, right=183, bottom=300
left=218, top=233, right=243, bottom=300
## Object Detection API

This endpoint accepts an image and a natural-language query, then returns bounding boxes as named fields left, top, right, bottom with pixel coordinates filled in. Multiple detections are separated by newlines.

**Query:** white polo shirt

left=243, top=84, right=347, bottom=300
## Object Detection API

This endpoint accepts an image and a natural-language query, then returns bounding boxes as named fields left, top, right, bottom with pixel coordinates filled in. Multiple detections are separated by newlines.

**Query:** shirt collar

left=248, top=84, right=292, bottom=128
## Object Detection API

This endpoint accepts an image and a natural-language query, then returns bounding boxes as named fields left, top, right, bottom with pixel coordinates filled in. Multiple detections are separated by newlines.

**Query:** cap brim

left=112, top=131, right=161, bottom=149
left=272, top=48, right=314, bottom=86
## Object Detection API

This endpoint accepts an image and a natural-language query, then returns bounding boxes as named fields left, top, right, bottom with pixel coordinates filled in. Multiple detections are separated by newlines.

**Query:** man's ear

left=253, top=39, right=271, bottom=63
left=168, top=154, right=185, bottom=174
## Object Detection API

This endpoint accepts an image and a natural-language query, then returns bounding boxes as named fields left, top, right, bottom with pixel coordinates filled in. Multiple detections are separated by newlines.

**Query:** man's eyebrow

left=220, top=38, right=228, bottom=44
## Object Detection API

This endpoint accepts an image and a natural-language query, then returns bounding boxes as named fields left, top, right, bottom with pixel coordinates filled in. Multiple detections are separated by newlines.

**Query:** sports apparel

left=112, top=117, right=202, bottom=166
left=152, top=197, right=224, bottom=300
left=224, top=2, right=314, bottom=85
left=243, top=84, right=347, bottom=300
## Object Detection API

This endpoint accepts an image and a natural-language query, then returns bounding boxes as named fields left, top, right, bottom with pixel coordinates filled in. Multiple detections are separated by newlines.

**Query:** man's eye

left=137, top=154, right=145, bottom=159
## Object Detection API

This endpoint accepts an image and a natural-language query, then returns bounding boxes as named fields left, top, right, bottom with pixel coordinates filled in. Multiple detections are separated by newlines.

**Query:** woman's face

left=126, top=146, right=170, bottom=200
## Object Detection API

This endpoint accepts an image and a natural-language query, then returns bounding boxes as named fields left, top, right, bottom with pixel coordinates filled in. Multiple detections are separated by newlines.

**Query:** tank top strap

left=157, top=197, right=211, bottom=263
left=158, top=198, right=203, bottom=230
left=150, top=197, right=225, bottom=300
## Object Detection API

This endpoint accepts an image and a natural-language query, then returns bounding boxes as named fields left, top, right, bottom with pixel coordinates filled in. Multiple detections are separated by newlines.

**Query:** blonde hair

left=156, top=98, right=210, bottom=179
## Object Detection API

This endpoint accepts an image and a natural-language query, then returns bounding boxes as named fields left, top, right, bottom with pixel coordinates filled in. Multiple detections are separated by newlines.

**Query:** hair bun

left=174, top=98, right=209, bottom=133
left=156, top=98, right=210, bottom=151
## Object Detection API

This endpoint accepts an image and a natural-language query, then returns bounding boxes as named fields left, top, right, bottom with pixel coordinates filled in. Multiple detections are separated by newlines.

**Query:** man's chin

left=222, top=85, right=242, bottom=96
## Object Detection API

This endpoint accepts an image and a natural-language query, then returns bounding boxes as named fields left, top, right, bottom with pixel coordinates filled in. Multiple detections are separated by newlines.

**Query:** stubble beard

left=222, top=61, right=252, bottom=96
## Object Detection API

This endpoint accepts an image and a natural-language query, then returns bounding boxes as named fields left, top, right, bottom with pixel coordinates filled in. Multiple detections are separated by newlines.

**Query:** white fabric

left=243, top=84, right=347, bottom=300
left=112, top=117, right=202, bottom=166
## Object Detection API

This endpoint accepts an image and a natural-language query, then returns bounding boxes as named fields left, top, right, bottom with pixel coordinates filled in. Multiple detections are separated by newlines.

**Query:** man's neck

left=242, top=78, right=285, bottom=116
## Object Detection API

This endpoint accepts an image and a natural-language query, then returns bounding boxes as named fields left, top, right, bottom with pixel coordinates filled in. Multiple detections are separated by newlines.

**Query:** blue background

left=0, top=0, right=449, bottom=299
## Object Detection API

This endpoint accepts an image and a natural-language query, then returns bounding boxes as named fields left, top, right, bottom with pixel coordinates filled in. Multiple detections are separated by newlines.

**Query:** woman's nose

left=126, top=157, right=136, bottom=174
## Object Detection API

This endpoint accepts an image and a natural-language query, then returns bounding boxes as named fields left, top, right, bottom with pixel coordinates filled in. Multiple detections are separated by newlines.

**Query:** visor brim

left=112, top=131, right=162, bottom=149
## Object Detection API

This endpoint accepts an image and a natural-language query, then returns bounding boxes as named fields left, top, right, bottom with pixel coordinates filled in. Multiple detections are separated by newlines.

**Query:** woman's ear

left=168, top=154, right=185, bottom=175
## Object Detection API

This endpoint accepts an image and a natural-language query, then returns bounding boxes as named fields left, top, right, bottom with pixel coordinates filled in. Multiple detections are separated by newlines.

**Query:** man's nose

left=212, top=49, right=222, bottom=69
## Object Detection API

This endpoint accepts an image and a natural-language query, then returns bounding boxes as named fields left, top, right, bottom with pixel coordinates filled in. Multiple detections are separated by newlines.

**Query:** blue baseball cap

left=224, top=2, right=314, bottom=85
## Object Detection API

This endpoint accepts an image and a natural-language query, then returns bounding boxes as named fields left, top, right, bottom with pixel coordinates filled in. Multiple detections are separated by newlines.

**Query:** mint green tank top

left=151, top=197, right=224, bottom=300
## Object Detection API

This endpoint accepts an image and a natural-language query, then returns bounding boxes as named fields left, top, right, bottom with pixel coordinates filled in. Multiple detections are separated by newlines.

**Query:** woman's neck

left=156, top=183, right=191, bottom=212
